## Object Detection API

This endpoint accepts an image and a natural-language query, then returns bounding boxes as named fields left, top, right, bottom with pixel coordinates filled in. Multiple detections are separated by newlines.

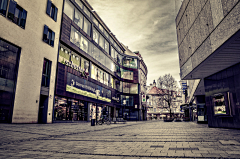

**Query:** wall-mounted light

left=73, top=54, right=75, bottom=58
left=91, top=10, right=95, bottom=12
left=65, top=50, right=68, bottom=54
left=61, top=47, right=64, bottom=51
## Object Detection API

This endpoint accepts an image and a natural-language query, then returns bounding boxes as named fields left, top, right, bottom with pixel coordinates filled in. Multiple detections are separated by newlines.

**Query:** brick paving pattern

left=0, top=121, right=240, bottom=158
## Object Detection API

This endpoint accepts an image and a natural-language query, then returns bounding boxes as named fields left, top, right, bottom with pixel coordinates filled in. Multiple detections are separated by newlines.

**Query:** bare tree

left=157, top=74, right=177, bottom=118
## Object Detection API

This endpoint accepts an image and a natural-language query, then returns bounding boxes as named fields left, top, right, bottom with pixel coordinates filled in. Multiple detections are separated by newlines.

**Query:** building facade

left=53, top=0, right=147, bottom=122
left=176, top=0, right=240, bottom=128
left=0, top=0, right=147, bottom=123
left=146, top=81, right=182, bottom=120
left=0, top=0, right=63, bottom=123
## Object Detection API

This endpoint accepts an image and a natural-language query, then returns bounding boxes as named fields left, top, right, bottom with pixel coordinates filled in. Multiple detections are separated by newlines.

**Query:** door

left=38, top=95, right=48, bottom=123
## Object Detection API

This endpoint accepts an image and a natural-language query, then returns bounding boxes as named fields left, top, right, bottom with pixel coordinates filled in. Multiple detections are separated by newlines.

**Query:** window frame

left=46, top=0, right=58, bottom=21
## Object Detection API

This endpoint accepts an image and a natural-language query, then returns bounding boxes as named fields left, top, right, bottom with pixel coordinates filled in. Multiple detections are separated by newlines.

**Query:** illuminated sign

left=66, top=73, right=111, bottom=103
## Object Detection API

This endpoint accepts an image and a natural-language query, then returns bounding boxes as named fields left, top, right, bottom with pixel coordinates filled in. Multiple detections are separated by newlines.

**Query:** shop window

left=43, top=25, right=55, bottom=47
left=42, top=58, right=51, bottom=87
left=64, top=0, right=74, bottom=20
left=0, top=0, right=8, bottom=16
left=46, top=0, right=58, bottom=21
left=121, top=95, right=134, bottom=106
left=7, top=0, right=27, bottom=29
left=74, top=9, right=83, bottom=29
left=213, top=93, right=231, bottom=115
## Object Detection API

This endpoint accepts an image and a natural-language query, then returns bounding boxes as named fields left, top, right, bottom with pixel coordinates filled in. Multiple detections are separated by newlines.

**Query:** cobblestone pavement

left=0, top=121, right=240, bottom=159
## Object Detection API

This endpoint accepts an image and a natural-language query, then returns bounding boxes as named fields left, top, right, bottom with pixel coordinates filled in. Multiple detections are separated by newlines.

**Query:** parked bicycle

left=96, top=115, right=111, bottom=125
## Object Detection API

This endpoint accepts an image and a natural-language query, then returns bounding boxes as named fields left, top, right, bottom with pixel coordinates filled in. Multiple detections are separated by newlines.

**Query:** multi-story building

left=0, top=0, right=147, bottom=123
left=146, top=80, right=182, bottom=120
left=0, top=0, right=63, bottom=123
left=176, top=0, right=240, bottom=128
left=54, top=0, right=147, bottom=122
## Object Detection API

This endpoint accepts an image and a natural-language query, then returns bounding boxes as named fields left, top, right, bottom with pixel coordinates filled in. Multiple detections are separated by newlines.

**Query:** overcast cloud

left=88, top=0, right=180, bottom=85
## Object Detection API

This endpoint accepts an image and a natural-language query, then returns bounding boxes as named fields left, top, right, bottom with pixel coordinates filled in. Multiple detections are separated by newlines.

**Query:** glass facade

left=57, top=0, right=144, bottom=121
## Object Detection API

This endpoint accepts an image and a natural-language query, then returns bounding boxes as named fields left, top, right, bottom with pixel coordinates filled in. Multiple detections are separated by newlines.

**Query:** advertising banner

left=66, top=73, right=111, bottom=103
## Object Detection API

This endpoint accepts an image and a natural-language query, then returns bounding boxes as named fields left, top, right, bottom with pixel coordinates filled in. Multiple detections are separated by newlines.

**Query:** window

left=99, top=24, right=104, bottom=32
left=129, top=83, right=138, bottom=94
left=64, top=0, right=74, bottom=20
left=93, top=28, right=99, bottom=44
left=0, top=0, right=8, bottom=16
left=7, top=0, right=27, bottom=29
left=70, top=26, right=90, bottom=54
left=42, top=59, right=51, bottom=87
left=75, top=0, right=83, bottom=9
left=83, top=6, right=90, bottom=17
left=121, top=95, right=134, bottom=106
left=46, top=0, right=58, bottom=21
left=81, top=57, right=89, bottom=73
left=71, top=52, right=80, bottom=66
left=74, top=9, right=83, bottom=29
left=123, top=57, right=138, bottom=69
left=111, top=46, right=115, bottom=59
left=83, top=17, right=91, bottom=36
left=43, top=25, right=55, bottom=47
left=104, top=40, right=109, bottom=54
left=121, top=68, right=133, bottom=80
left=93, top=16, right=98, bottom=26
left=99, top=34, right=104, bottom=49
left=59, top=45, right=70, bottom=63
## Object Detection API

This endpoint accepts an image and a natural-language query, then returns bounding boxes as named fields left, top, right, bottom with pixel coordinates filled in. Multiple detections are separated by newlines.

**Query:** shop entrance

left=38, top=95, right=48, bottom=123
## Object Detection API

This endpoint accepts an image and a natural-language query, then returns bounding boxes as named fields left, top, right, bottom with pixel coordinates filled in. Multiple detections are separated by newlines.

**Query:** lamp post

left=123, top=99, right=126, bottom=120
left=95, top=90, right=100, bottom=125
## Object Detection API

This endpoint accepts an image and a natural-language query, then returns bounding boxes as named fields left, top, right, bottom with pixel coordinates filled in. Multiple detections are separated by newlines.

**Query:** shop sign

left=66, top=73, right=111, bottom=103
left=112, top=96, right=120, bottom=102
left=63, top=60, right=89, bottom=78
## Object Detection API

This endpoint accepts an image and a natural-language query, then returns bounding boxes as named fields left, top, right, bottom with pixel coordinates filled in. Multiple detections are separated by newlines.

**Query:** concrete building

left=0, top=0, right=63, bottom=123
left=176, top=0, right=240, bottom=128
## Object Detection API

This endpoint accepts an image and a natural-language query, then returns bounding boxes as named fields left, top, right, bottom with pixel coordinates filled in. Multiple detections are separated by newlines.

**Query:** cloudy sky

left=88, top=0, right=181, bottom=86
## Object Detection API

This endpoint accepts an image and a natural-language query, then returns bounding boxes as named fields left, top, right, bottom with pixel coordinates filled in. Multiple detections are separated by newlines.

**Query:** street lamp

left=123, top=99, right=126, bottom=120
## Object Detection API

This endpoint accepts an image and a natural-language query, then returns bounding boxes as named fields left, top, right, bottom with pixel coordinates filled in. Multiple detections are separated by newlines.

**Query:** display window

left=212, top=92, right=231, bottom=115
left=54, top=97, right=88, bottom=121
